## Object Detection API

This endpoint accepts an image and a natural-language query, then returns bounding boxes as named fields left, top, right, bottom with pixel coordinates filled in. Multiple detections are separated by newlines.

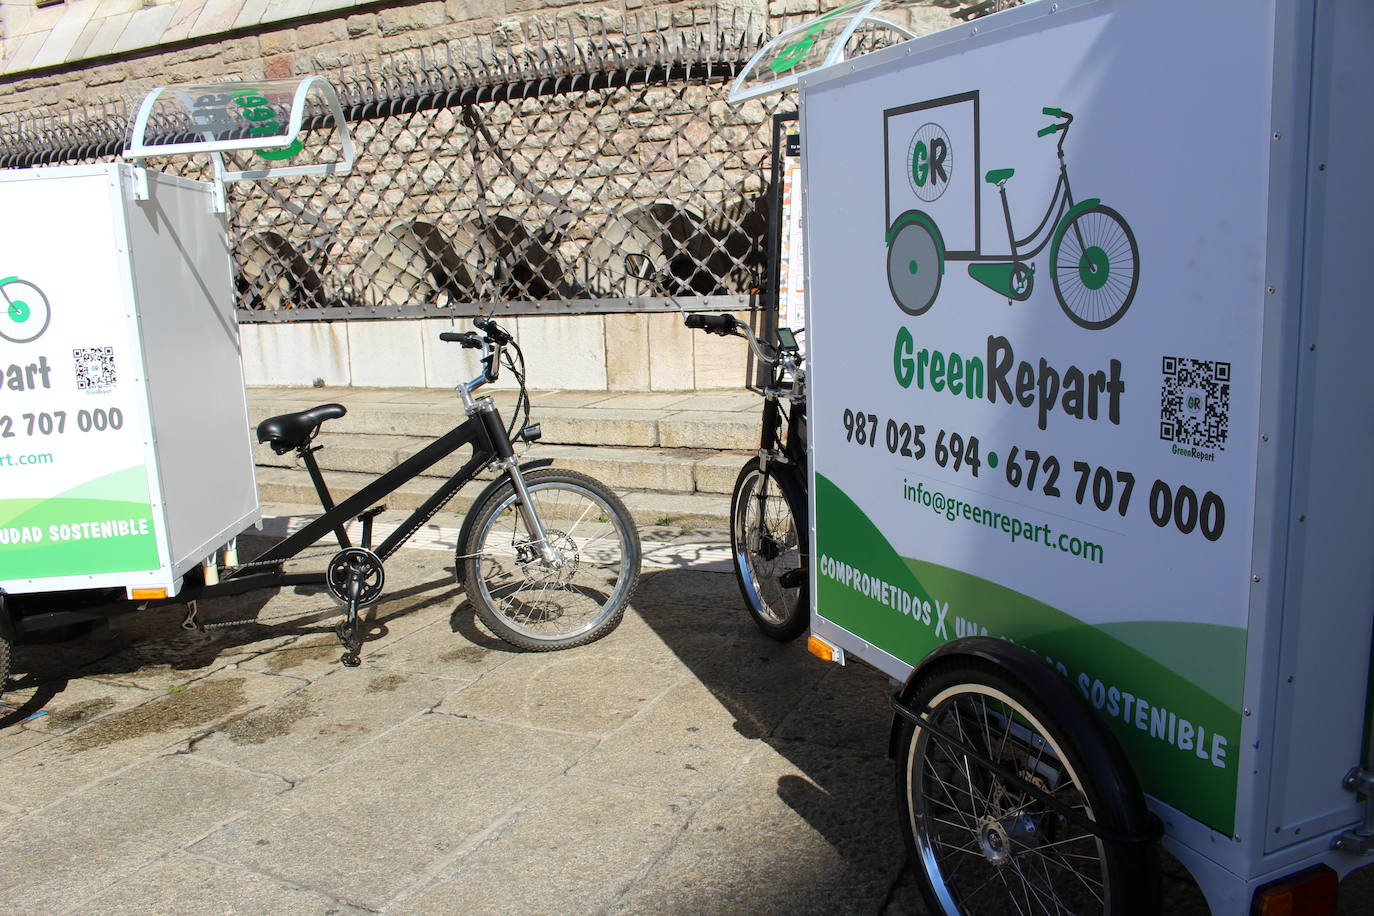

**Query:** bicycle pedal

left=779, top=568, right=806, bottom=589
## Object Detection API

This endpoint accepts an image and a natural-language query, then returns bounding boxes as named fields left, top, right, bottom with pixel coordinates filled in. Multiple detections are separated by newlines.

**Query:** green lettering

left=964, top=357, right=984, bottom=399
left=947, top=352, right=963, bottom=396
left=894, top=327, right=915, bottom=388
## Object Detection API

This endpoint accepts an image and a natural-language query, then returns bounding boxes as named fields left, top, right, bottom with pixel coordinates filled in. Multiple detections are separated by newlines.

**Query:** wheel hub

left=977, top=816, right=1013, bottom=865
left=754, top=531, right=784, bottom=561
left=514, top=530, right=578, bottom=586
left=978, top=810, right=1042, bottom=866
left=1078, top=246, right=1110, bottom=290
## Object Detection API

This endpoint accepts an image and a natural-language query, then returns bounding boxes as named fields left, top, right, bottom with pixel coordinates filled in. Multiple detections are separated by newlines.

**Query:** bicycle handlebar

left=683, top=312, right=804, bottom=375
left=439, top=331, right=484, bottom=348
left=474, top=315, right=513, bottom=344
left=1037, top=107, right=1073, bottom=139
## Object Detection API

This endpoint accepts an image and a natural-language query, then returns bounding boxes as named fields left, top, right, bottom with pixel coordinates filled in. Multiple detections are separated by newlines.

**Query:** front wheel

left=895, top=651, right=1158, bottom=915
left=459, top=468, right=640, bottom=651
left=1051, top=204, right=1139, bottom=330
left=730, top=462, right=808, bottom=641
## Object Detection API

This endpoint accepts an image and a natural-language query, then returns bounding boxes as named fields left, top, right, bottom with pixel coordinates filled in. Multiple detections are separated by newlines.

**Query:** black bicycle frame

left=159, top=404, right=514, bottom=605
left=757, top=361, right=806, bottom=471
left=1005, top=164, right=1075, bottom=262
left=262, top=410, right=507, bottom=565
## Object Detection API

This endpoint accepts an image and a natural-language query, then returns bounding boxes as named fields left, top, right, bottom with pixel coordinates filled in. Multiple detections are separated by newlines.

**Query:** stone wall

left=0, top=0, right=768, bottom=114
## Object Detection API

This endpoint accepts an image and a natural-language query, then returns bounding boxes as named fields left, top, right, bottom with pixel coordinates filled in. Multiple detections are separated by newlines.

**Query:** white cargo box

left=794, top=0, right=1374, bottom=909
left=0, top=164, right=258, bottom=596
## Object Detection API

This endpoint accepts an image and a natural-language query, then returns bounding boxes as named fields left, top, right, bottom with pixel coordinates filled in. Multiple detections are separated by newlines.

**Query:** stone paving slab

left=70, top=852, right=372, bottom=916
left=190, top=666, right=457, bottom=783
left=605, top=741, right=903, bottom=916
left=435, top=641, right=689, bottom=737
left=0, top=668, right=300, bottom=813
left=396, top=777, right=695, bottom=916
left=188, top=713, right=596, bottom=910
left=0, top=756, right=284, bottom=916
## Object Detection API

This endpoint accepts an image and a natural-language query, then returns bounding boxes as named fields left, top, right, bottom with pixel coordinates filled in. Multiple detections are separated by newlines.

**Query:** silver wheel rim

left=472, top=480, right=634, bottom=640
left=906, top=683, right=1110, bottom=915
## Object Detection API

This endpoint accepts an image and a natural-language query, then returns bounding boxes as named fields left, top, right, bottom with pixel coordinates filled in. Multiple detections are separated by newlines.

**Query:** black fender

left=453, top=458, right=555, bottom=584
left=887, top=636, right=1152, bottom=837
left=0, top=590, right=15, bottom=644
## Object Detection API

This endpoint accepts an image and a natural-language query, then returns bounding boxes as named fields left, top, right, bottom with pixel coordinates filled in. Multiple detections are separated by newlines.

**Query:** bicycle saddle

left=256, top=404, right=346, bottom=454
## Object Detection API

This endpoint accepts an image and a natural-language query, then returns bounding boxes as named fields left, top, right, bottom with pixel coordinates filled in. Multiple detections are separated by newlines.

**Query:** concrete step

left=248, top=387, right=763, bottom=451
left=253, top=436, right=752, bottom=497
left=255, top=466, right=732, bottom=529
left=247, top=387, right=762, bottom=529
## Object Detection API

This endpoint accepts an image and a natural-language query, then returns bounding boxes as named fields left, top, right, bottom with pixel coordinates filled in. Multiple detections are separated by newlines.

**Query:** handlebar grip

left=1042, top=106, right=1064, bottom=117
left=473, top=316, right=513, bottom=344
left=1037, top=124, right=1061, bottom=138
left=684, top=313, right=739, bottom=335
left=440, top=331, right=484, bottom=348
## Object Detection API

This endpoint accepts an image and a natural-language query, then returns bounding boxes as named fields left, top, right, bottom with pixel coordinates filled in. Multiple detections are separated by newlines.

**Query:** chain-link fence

left=229, top=73, right=785, bottom=320
left=0, top=19, right=787, bottom=321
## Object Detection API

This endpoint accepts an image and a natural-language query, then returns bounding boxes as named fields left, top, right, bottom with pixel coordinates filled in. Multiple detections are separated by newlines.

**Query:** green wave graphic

left=815, top=472, right=1242, bottom=835
left=0, top=493, right=158, bottom=579
left=0, top=465, right=150, bottom=527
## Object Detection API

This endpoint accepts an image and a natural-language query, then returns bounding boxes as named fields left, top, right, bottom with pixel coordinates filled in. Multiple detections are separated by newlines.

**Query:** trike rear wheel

left=459, top=468, right=640, bottom=651
left=730, top=462, right=808, bottom=641
left=887, top=216, right=943, bottom=316
left=895, top=654, right=1158, bottom=915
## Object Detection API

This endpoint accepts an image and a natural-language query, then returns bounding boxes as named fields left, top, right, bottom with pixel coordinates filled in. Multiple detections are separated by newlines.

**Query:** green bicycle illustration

left=885, top=97, right=1140, bottom=331
left=0, top=276, right=52, bottom=344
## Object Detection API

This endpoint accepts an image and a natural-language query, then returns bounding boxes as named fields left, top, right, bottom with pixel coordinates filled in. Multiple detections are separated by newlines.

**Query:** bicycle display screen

left=776, top=327, right=799, bottom=351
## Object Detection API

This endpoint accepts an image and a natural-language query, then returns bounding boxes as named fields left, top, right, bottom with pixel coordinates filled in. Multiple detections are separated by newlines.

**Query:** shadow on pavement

left=1, top=529, right=464, bottom=722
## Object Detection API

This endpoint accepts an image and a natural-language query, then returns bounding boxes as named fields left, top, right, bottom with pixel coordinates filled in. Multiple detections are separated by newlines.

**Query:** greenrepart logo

left=907, top=122, right=952, bottom=202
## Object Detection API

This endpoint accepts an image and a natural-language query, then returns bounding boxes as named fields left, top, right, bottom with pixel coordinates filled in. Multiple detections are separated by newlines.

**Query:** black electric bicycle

left=0, top=317, right=641, bottom=673
left=685, top=313, right=808, bottom=641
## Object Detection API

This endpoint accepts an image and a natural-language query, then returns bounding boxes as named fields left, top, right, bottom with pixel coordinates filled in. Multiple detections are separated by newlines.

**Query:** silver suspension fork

left=458, top=368, right=564, bottom=570
left=498, top=457, right=564, bottom=569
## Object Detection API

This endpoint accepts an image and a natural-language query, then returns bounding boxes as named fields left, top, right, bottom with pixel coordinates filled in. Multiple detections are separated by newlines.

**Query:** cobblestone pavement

left=0, top=509, right=1368, bottom=914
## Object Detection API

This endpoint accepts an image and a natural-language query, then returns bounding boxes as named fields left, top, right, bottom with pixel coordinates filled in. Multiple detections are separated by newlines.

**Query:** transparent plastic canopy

left=125, top=76, right=355, bottom=183
left=730, top=0, right=926, bottom=102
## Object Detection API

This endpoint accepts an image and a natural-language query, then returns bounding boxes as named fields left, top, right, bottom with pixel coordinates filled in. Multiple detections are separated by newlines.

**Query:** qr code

left=1160, top=356, right=1230, bottom=450
left=74, top=347, right=116, bottom=391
